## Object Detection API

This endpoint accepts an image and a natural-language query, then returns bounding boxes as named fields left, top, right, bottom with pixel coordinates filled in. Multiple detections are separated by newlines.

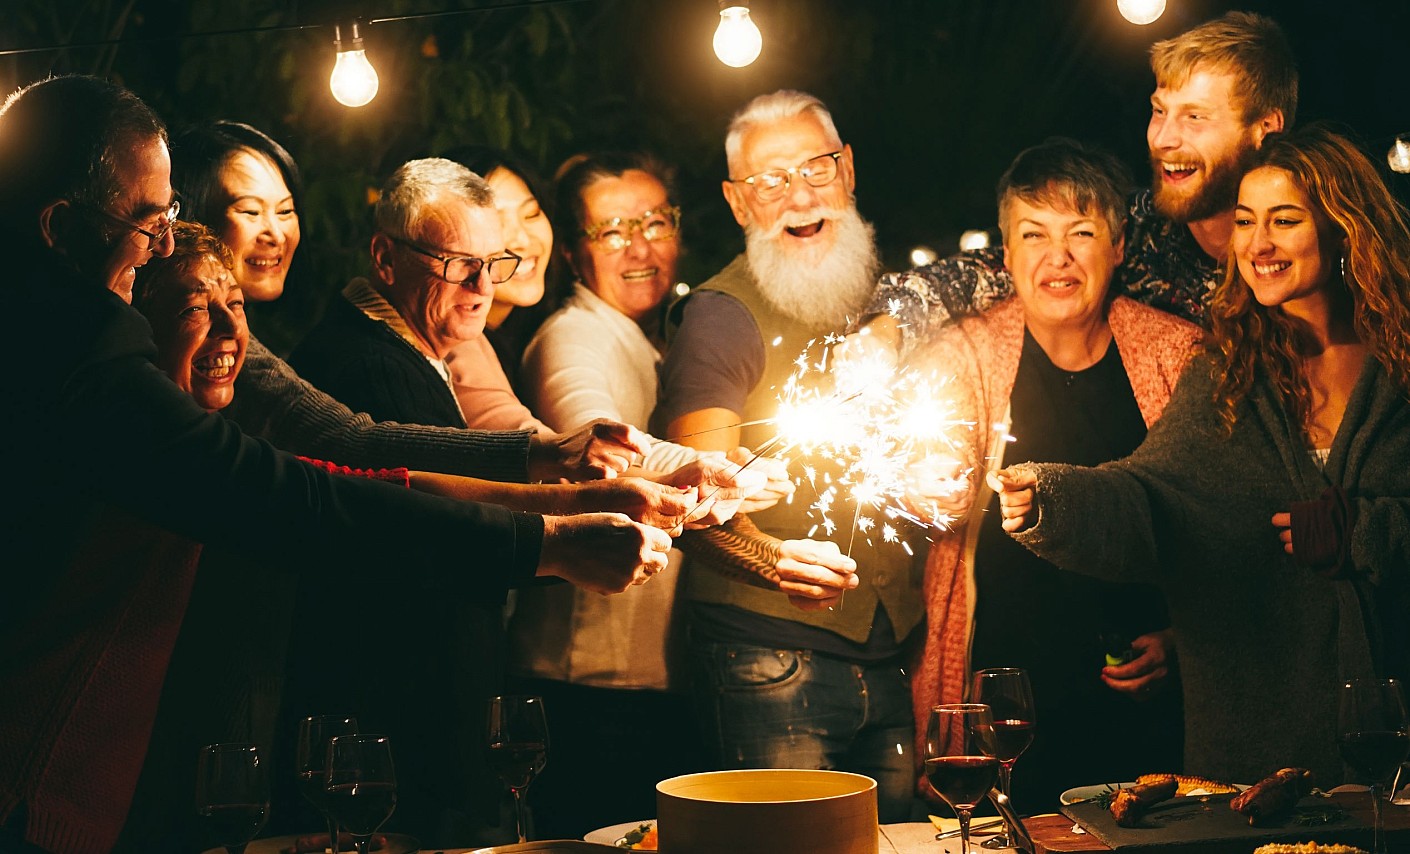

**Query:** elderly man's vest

left=680, top=255, right=923, bottom=644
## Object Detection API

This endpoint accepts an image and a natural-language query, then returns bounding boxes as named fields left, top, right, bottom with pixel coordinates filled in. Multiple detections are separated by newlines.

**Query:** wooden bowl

left=656, top=769, right=878, bottom=854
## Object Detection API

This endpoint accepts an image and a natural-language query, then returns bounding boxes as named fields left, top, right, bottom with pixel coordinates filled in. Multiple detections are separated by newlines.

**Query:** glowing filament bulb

left=714, top=3, right=763, bottom=68
left=330, top=22, right=379, bottom=107
left=1389, top=136, right=1410, bottom=175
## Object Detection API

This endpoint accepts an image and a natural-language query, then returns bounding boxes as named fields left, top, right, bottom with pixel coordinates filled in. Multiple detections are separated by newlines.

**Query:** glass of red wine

left=926, top=703, right=1000, bottom=854
left=1338, top=678, right=1409, bottom=854
left=971, top=668, right=1035, bottom=849
left=324, top=734, right=398, bottom=854
left=296, top=715, right=359, bottom=854
left=195, top=743, right=271, bottom=854
left=486, top=694, right=549, bottom=844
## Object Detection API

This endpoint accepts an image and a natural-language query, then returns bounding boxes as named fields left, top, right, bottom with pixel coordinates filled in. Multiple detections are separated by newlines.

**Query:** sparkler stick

left=677, top=432, right=787, bottom=528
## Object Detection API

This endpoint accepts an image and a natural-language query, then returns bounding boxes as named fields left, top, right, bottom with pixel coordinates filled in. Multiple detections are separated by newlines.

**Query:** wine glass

left=1338, top=678, right=1409, bottom=854
left=195, top=743, right=271, bottom=854
left=296, top=714, right=359, bottom=854
left=971, top=668, right=1035, bottom=849
left=925, top=704, right=1000, bottom=854
left=486, top=695, right=549, bottom=844
left=324, top=734, right=398, bottom=854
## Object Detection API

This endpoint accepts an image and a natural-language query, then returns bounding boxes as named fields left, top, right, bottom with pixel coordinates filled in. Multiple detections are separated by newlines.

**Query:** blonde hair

left=1151, top=11, right=1297, bottom=126
left=1209, top=125, right=1410, bottom=438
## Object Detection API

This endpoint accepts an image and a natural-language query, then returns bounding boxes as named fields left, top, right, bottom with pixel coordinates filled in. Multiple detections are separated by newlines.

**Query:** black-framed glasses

left=581, top=205, right=681, bottom=253
left=390, top=236, right=521, bottom=285
left=731, top=151, right=844, bottom=202
left=91, top=198, right=181, bottom=251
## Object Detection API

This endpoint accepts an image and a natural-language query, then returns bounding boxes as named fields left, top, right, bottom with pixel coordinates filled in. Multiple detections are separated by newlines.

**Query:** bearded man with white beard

left=652, top=89, right=924, bottom=823
left=854, top=11, right=1296, bottom=359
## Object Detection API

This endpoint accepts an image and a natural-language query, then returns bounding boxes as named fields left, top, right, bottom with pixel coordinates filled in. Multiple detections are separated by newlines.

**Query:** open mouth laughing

left=192, top=352, right=237, bottom=380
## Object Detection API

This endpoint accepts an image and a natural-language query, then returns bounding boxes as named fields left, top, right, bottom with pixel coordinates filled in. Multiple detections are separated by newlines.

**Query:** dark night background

left=3, top=0, right=1407, bottom=353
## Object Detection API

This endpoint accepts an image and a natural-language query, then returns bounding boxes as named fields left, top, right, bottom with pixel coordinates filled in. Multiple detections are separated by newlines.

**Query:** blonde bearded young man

left=652, top=89, right=921, bottom=823
left=858, top=10, right=1295, bottom=346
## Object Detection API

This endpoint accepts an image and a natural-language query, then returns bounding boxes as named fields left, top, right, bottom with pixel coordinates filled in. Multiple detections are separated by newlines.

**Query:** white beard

left=743, top=204, right=879, bottom=329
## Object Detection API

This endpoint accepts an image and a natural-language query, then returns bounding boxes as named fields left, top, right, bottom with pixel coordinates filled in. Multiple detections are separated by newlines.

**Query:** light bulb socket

left=718, top=0, right=749, bottom=10
left=333, top=21, right=365, bottom=52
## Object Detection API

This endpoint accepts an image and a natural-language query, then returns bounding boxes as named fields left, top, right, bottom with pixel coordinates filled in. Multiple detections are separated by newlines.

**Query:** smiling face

left=81, top=134, right=177, bottom=302
left=1004, top=195, right=1124, bottom=332
left=570, top=169, right=680, bottom=323
left=376, top=199, right=504, bottom=359
left=1147, top=66, right=1276, bottom=224
left=216, top=148, right=301, bottom=302
left=1232, top=166, right=1340, bottom=317
left=722, top=111, right=856, bottom=263
left=486, top=166, right=552, bottom=324
left=143, top=254, right=248, bottom=411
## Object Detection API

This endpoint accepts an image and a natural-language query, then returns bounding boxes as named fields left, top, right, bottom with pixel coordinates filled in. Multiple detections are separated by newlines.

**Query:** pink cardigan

left=908, top=296, right=1202, bottom=766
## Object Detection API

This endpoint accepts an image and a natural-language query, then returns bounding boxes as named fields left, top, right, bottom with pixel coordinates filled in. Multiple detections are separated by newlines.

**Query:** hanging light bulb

left=1117, top=0, right=1166, bottom=25
left=1389, top=135, right=1410, bottom=175
left=714, top=1, right=763, bottom=68
left=909, top=245, right=938, bottom=267
left=330, top=21, right=379, bottom=107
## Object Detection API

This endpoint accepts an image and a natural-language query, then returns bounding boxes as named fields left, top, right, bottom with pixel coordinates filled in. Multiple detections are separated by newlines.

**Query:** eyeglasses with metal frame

left=91, top=198, right=182, bottom=251
left=390, top=236, right=522, bottom=285
left=731, top=151, right=844, bottom=202
left=581, top=205, right=682, bottom=253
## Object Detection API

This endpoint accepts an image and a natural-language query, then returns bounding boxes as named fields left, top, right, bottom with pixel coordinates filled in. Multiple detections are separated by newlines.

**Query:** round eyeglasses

left=731, top=151, right=844, bottom=202
left=91, top=198, right=181, bottom=251
left=390, top=236, right=522, bottom=285
left=582, top=206, right=681, bottom=254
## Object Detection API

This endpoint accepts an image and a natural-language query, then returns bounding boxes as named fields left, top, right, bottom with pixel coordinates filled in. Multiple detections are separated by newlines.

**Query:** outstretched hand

left=530, top=418, right=652, bottom=482
left=988, top=467, right=1039, bottom=533
left=538, top=512, right=672, bottom=594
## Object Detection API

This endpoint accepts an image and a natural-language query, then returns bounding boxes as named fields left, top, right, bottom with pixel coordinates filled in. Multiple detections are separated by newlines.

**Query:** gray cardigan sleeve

left=225, top=335, right=532, bottom=482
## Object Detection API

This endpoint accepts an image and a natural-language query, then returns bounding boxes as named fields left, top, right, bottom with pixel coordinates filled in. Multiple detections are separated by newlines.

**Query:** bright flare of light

left=714, top=5, right=763, bottom=68
left=910, top=245, right=938, bottom=267
left=330, top=23, right=379, bottom=107
left=1117, top=0, right=1166, bottom=25
left=1389, top=136, right=1410, bottom=175
left=674, top=281, right=692, bottom=297
left=959, top=229, right=991, bottom=251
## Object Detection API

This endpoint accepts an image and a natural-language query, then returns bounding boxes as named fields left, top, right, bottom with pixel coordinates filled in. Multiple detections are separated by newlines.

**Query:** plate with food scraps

left=1061, top=777, right=1249, bottom=806
left=583, top=820, right=655, bottom=849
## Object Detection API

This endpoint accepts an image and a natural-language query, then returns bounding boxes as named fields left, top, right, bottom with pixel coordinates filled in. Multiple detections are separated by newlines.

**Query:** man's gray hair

left=375, top=157, right=494, bottom=240
left=724, top=89, right=842, bottom=177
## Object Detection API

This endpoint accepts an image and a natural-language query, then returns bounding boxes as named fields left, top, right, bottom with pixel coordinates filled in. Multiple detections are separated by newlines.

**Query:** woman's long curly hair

left=1208, top=124, right=1410, bottom=439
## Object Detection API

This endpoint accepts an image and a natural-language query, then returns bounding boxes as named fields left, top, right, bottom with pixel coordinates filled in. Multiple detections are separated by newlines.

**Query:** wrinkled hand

left=1271, top=511, right=1294, bottom=555
left=776, top=539, right=859, bottom=611
left=988, top=467, right=1038, bottom=533
left=1102, top=629, right=1176, bottom=697
left=530, top=418, right=651, bottom=482
left=576, top=477, right=697, bottom=533
left=902, top=453, right=971, bottom=525
left=726, top=447, right=794, bottom=513
left=538, top=512, right=672, bottom=594
left=655, top=457, right=768, bottom=528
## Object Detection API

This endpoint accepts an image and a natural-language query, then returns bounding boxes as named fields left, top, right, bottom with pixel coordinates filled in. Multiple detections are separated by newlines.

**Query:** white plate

left=583, top=820, right=653, bottom=847
left=1059, top=781, right=1251, bottom=805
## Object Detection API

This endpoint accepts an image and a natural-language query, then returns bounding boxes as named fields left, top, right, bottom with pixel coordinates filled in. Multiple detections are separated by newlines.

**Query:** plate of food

left=1061, top=774, right=1248, bottom=805
left=583, top=820, right=656, bottom=850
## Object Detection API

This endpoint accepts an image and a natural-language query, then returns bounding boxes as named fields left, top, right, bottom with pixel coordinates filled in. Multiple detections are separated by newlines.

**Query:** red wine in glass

left=1338, top=678, right=1409, bottom=854
left=486, top=740, right=548, bottom=791
left=324, top=781, right=398, bottom=836
left=1339, top=730, right=1410, bottom=784
left=972, top=668, right=1035, bottom=848
left=988, top=719, right=1036, bottom=763
left=195, top=743, right=270, bottom=854
left=926, top=755, right=1001, bottom=808
left=325, top=734, right=397, bottom=854
left=198, top=803, right=269, bottom=849
left=296, top=714, right=358, bottom=853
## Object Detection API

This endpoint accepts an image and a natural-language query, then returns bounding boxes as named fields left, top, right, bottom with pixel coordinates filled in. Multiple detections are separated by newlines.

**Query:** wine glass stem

left=353, top=836, right=372, bottom=854
left=512, top=787, right=528, bottom=843
left=326, top=817, right=341, bottom=854
left=993, top=762, right=1015, bottom=843
left=958, top=808, right=974, bottom=854
left=1371, top=784, right=1385, bottom=854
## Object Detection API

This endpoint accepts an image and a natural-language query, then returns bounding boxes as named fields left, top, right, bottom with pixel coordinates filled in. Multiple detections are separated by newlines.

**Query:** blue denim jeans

left=690, top=642, right=917, bottom=822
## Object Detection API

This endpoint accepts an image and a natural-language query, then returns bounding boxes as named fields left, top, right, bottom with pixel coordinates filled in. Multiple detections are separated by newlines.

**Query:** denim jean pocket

left=713, top=646, right=808, bottom=692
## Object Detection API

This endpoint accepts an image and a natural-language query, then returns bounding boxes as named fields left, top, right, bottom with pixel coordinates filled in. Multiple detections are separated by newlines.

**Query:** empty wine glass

left=486, top=695, right=549, bottom=844
left=296, top=714, right=359, bottom=854
left=195, top=743, right=270, bottom=854
left=972, top=668, right=1035, bottom=849
left=926, top=704, right=1000, bottom=854
left=324, top=734, right=398, bottom=854
left=1338, top=678, right=1409, bottom=854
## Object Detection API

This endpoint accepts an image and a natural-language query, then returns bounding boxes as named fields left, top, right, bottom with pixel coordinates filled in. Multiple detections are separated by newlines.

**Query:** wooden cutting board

left=1023, top=792, right=1410, bottom=853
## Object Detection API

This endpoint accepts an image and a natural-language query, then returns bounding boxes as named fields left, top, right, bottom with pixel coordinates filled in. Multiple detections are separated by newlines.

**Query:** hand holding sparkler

left=728, top=448, right=793, bottom=512
left=530, top=418, right=652, bottom=481
left=989, top=466, right=1039, bottom=533
left=901, top=452, right=973, bottom=526
left=655, top=457, right=768, bottom=529
left=776, top=538, right=859, bottom=611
